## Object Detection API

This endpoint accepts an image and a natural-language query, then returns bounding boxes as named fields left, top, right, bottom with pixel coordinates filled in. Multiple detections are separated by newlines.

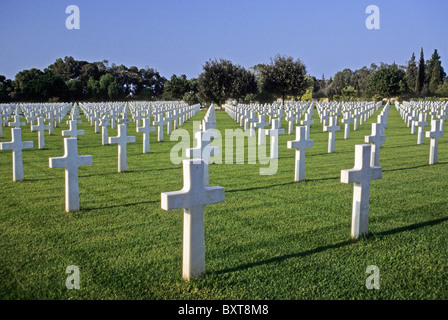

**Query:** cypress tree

left=406, top=53, right=418, bottom=96
left=415, top=48, right=425, bottom=95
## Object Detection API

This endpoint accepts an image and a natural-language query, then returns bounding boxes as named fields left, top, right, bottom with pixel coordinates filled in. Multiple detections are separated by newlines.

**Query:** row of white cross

left=396, top=101, right=446, bottom=164
left=1, top=101, right=445, bottom=281
left=0, top=102, right=201, bottom=211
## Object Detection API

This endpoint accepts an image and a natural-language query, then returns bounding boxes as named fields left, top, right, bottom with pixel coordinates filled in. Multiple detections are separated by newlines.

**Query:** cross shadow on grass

left=226, top=181, right=297, bottom=193
left=383, top=162, right=447, bottom=173
left=226, top=177, right=340, bottom=193
left=212, top=216, right=448, bottom=275
left=82, top=200, right=160, bottom=211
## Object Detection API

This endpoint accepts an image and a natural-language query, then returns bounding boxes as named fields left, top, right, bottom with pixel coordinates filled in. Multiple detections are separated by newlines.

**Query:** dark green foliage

left=367, top=64, right=406, bottom=98
left=405, top=53, right=418, bottom=96
left=258, top=55, right=307, bottom=104
left=0, top=75, right=13, bottom=102
left=416, top=48, right=426, bottom=95
left=197, top=59, right=257, bottom=105
left=162, top=74, right=197, bottom=101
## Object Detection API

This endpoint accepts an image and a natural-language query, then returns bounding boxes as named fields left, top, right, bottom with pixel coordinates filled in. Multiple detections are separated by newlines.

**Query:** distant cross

left=99, top=116, right=110, bottom=145
left=415, top=113, right=427, bottom=145
left=246, top=111, right=257, bottom=137
left=341, top=112, right=353, bottom=139
left=437, top=113, right=446, bottom=136
left=323, top=116, right=340, bottom=153
left=153, top=114, right=168, bottom=142
left=300, top=112, right=314, bottom=140
left=133, top=110, right=143, bottom=128
left=186, top=130, right=219, bottom=187
left=164, top=111, right=175, bottom=135
left=341, top=144, right=382, bottom=239
left=8, top=115, right=26, bottom=129
left=254, top=115, right=269, bottom=146
left=425, top=120, right=442, bottom=165
left=266, top=119, right=285, bottom=159
left=320, top=109, right=329, bottom=130
left=62, top=120, right=85, bottom=139
left=161, top=159, right=225, bottom=281
left=136, top=117, right=156, bottom=153
left=285, top=111, right=296, bottom=135
left=45, top=112, right=55, bottom=135
left=0, top=128, right=34, bottom=181
left=109, top=124, right=136, bottom=172
left=287, top=126, right=314, bottom=181
left=92, top=112, right=100, bottom=134
left=275, top=109, right=285, bottom=128
left=31, top=117, right=51, bottom=149
left=353, top=110, right=361, bottom=131
left=49, top=137, right=93, bottom=212
left=408, top=111, right=418, bottom=134
left=365, top=122, right=386, bottom=167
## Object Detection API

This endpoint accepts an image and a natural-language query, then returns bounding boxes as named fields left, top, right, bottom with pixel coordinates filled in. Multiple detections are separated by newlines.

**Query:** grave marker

left=287, top=126, right=313, bottom=181
left=49, top=137, right=93, bottom=212
left=0, top=128, right=34, bottom=181
left=161, top=159, right=225, bottom=280
left=341, top=144, right=382, bottom=239
left=109, top=124, right=136, bottom=172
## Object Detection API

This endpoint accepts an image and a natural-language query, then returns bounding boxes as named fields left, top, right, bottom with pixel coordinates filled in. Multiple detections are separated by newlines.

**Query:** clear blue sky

left=1, top=0, right=447, bottom=80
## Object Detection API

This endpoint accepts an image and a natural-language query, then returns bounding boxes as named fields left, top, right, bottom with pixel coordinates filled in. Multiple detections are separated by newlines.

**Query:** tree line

left=0, top=48, right=446, bottom=104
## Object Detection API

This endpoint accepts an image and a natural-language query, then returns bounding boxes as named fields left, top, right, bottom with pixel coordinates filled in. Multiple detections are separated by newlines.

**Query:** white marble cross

left=320, top=109, right=329, bottom=130
left=31, top=117, right=51, bottom=149
left=408, top=111, right=418, bottom=134
left=365, top=122, right=386, bottom=167
left=92, top=112, right=100, bottom=134
left=246, top=111, right=257, bottom=137
left=62, top=120, right=85, bottom=139
left=45, top=112, right=55, bottom=135
left=287, top=126, right=314, bottom=181
left=266, top=119, right=285, bottom=159
left=285, top=111, right=296, bottom=135
left=341, top=144, right=382, bottom=239
left=186, top=130, right=219, bottom=187
left=109, top=124, right=136, bottom=172
left=438, top=113, right=446, bottom=136
left=153, top=114, right=168, bottom=142
left=425, top=120, right=442, bottom=165
left=49, top=137, right=93, bottom=212
left=136, top=117, right=156, bottom=153
left=300, top=113, right=314, bottom=140
left=161, top=159, right=225, bottom=281
left=353, top=110, right=361, bottom=131
left=99, top=116, right=110, bottom=145
left=323, top=116, right=340, bottom=153
left=8, top=115, right=26, bottom=129
left=341, top=112, right=353, bottom=139
left=415, top=113, right=427, bottom=145
left=0, top=128, right=34, bottom=181
left=165, top=111, right=175, bottom=135
left=254, top=115, right=269, bottom=146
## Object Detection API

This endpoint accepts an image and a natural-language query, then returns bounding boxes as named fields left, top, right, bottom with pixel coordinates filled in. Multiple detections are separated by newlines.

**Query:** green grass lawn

left=0, top=104, right=447, bottom=300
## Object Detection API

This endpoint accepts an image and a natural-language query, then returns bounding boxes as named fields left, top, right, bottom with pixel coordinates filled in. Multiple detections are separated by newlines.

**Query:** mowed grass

left=0, top=104, right=447, bottom=300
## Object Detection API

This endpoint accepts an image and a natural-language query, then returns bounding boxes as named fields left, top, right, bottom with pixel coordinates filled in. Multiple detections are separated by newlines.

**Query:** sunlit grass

left=0, top=105, right=447, bottom=299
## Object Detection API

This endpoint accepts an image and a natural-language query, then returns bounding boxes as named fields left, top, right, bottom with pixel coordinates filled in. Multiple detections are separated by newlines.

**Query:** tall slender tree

left=415, top=48, right=425, bottom=95
left=406, top=53, right=418, bottom=96
left=427, top=49, right=446, bottom=94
